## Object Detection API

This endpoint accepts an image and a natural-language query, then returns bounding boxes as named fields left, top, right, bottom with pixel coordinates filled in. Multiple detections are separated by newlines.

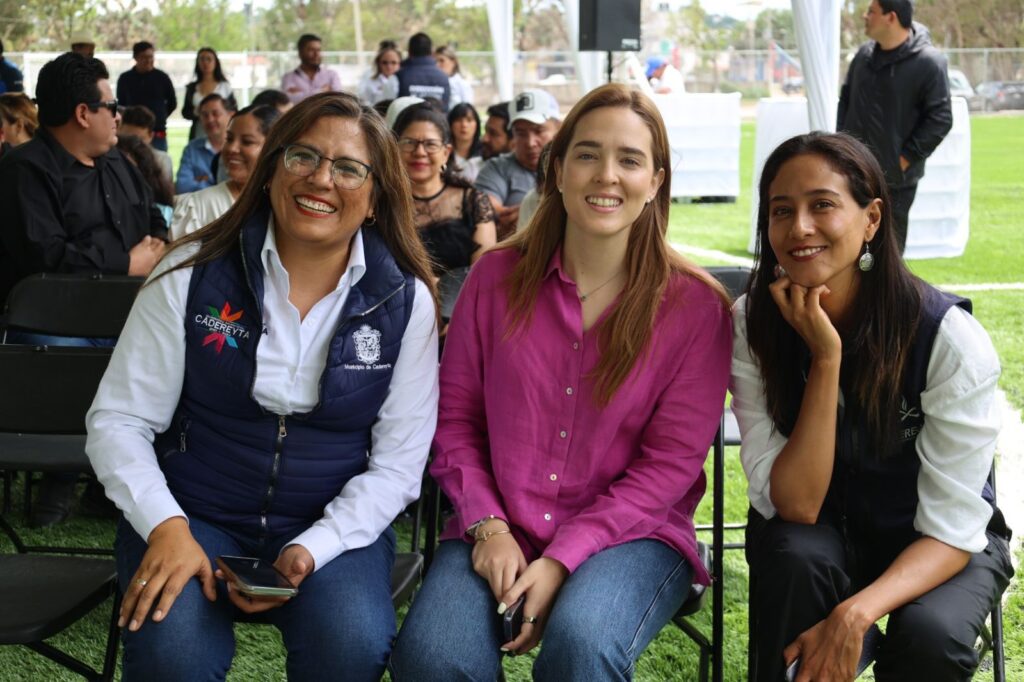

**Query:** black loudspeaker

left=579, top=0, right=642, bottom=52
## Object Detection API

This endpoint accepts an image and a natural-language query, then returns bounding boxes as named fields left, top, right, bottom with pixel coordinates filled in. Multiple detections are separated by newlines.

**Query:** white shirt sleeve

left=85, top=243, right=198, bottom=541
left=913, top=305, right=1000, bottom=552
left=729, top=295, right=786, bottom=519
left=382, top=75, right=399, bottom=101
left=288, top=278, right=439, bottom=571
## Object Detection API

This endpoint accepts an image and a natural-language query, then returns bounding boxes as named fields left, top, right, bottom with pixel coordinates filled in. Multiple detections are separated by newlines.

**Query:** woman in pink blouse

left=389, top=83, right=732, bottom=680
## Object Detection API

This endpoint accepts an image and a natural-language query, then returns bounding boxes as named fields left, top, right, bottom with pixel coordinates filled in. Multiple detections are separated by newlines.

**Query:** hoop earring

left=364, top=214, right=377, bottom=227
left=262, top=183, right=269, bottom=194
left=858, top=241, right=875, bottom=272
left=773, top=264, right=787, bottom=279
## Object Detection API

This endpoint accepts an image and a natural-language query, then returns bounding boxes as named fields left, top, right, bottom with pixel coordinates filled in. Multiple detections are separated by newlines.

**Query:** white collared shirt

left=85, top=220, right=439, bottom=571
left=730, top=294, right=999, bottom=553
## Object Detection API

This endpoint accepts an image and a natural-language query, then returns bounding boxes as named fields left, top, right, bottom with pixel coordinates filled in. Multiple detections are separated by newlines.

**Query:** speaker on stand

left=578, top=0, right=642, bottom=83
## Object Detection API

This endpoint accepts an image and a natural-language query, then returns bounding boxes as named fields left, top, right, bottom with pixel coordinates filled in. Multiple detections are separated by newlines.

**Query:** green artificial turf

left=1, top=115, right=1020, bottom=680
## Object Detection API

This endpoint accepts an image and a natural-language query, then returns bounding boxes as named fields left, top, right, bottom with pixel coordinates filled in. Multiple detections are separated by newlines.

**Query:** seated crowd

left=0, top=30, right=1012, bottom=682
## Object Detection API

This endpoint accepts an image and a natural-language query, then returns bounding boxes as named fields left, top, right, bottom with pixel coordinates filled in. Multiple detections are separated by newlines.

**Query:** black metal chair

left=0, top=345, right=122, bottom=679
left=671, top=422, right=726, bottom=682
left=0, top=273, right=143, bottom=516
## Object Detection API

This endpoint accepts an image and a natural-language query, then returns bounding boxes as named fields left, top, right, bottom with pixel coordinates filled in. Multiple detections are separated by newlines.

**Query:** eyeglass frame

left=278, top=143, right=374, bottom=190
left=397, top=137, right=447, bottom=155
left=86, top=100, right=120, bottom=116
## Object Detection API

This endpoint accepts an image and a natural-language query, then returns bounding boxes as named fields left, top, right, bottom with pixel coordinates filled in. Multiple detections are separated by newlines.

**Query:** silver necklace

left=577, top=271, right=623, bottom=302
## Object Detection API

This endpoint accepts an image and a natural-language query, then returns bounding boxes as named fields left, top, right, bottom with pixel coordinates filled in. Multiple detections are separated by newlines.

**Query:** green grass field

left=2, top=116, right=1021, bottom=680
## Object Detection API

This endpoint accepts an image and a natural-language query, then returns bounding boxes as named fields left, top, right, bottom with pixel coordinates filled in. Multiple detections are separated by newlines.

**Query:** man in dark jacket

left=117, top=41, right=177, bottom=151
left=395, top=32, right=450, bottom=109
left=838, top=0, right=952, bottom=254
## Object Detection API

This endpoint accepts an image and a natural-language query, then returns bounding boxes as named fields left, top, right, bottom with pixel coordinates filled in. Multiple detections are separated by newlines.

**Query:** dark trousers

left=890, top=184, right=919, bottom=255
left=746, top=508, right=1012, bottom=682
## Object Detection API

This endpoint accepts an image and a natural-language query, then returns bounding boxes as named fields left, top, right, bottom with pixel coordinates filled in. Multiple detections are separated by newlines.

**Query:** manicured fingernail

left=153, top=610, right=163, bottom=621
left=499, top=647, right=509, bottom=653
left=129, top=619, right=138, bottom=631
left=117, top=616, right=125, bottom=628
left=497, top=602, right=507, bottom=615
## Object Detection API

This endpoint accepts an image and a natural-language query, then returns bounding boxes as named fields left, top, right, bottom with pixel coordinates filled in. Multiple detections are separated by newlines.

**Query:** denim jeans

left=389, top=539, right=693, bottom=681
left=4, top=330, right=117, bottom=347
left=115, top=516, right=396, bottom=682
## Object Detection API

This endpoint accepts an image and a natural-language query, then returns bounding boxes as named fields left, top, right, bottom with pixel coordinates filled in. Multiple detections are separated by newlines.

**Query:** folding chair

left=672, top=421, right=727, bottom=682
left=0, top=345, right=122, bottom=679
left=0, top=273, right=142, bottom=516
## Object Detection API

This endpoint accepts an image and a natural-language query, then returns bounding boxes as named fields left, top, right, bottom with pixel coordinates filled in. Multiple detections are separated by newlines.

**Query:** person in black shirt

left=117, top=42, right=177, bottom=151
left=0, top=52, right=167, bottom=307
left=0, top=52, right=168, bottom=528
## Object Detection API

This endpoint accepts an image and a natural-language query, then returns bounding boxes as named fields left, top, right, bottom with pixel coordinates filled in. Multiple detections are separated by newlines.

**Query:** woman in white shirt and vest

left=732, top=131, right=1012, bottom=681
left=86, top=92, right=439, bottom=681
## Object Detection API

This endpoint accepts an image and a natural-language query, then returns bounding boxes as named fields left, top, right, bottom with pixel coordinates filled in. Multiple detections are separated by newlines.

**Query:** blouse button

left=543, top=513, right=552, bottom=521
left=559, top=430, right=567, bottom=439
left=572, top=342, right=579, bottom=350
left=566, top=387, right=573, bottom=396
left=549, top=474, right=558, bottom=481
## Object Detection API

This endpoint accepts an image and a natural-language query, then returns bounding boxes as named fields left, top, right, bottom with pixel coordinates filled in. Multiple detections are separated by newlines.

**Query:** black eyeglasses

left=86, top=100, right=119, bottom=116
left=280, top=143, right=373, bottom=190
left=397, top=137, right=445, bottom=155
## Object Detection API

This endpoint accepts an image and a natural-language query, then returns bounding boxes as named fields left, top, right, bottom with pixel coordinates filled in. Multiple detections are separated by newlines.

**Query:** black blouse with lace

left=414, top=184, right=494, bottom=276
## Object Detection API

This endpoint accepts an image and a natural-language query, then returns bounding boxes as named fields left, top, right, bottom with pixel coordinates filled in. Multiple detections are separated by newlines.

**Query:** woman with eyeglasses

left=183, top=47, right=234, bottom=141
left=359, top=40, right=402, bottom=107
left=394, top=101, right=496, bottom=321
left=170, top=103, right=281, bottom=239
left=85, top=92, right=440, bottom=680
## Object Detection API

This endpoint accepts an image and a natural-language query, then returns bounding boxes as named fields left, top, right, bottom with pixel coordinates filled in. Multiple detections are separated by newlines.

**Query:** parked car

left=947, top=68, right=983, bottom=111
left=975, top=81, right=1024, bottom=112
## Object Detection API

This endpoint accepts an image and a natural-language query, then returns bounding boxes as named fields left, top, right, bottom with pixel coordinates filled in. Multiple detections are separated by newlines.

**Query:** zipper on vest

left=351, top=282, right=406, bottom=320
left=178, top=417, right=191, bottom=453
left=259, top=415, right=287, bottom=538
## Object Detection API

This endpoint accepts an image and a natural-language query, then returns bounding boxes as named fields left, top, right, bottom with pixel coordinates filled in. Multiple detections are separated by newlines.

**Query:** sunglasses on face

left=87, top=100, right=120, bottom=116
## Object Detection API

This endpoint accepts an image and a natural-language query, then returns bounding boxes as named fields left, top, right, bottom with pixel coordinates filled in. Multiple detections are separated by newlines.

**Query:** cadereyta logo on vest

left=194, top=301, right=251, bottom=354
left=344, top=324, right=393, bottom=371
left=898, top=396, right=923, bottom=442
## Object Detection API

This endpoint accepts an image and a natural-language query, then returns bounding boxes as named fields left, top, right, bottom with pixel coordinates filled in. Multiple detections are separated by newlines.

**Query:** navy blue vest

left=154, top=204, right=416, bottom=540
left=812, top=285, right=1002, bottom=574
left=396, top=56, right=451, bottom=108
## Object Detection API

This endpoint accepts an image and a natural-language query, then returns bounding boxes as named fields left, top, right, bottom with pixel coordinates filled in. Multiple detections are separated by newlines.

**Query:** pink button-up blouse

left=431, top=247, right=731, bottom=584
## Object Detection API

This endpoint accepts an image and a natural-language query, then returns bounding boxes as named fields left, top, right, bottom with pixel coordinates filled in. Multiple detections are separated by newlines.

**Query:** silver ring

left=135, top=578, right=148, bottom=588
left=522, top=615, right=538, bottom=624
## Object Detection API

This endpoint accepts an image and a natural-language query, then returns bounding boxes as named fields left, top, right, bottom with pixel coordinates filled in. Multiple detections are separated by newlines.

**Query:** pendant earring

left=773, top=264, right=786, bottom=279
left=858, top=241, right=875, bottom=272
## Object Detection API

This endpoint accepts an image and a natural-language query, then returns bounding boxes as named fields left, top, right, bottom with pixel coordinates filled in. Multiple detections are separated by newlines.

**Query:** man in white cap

left=70, top=31, right=96, bottom=59
left=475, top=88, right=560, bottom=238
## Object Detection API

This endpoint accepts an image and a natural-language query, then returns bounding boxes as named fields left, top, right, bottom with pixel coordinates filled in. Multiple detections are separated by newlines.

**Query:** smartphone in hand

left=501, top=595, right=526, bottom=643
left=215, top=555, right=298, bottom=597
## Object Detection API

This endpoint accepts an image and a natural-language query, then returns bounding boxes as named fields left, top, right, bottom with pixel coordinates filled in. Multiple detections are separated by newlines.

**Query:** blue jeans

left=115, top=516, right=396, bottom=682
left=390, top=539, right=693, bottom=681
left=4, top=330, right=117, bottom=347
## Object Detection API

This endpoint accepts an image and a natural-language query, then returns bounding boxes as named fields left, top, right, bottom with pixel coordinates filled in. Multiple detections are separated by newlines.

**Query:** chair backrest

left=0, top=346, right=111, bottom=434
left=705, top=266, right=752, bottom=301
left=2, top=274, right=143, bottom=338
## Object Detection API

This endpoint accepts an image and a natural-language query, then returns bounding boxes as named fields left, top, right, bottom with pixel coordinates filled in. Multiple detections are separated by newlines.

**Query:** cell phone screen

left=216, top=555, right=297, bottom=596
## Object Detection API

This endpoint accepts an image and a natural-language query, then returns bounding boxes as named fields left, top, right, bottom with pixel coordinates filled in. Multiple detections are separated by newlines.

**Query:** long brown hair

left=500, top=83, right=729, bottom=404
left=745, top=132, right=922, bottom=452
left=160, top=92, right=437, bottom=318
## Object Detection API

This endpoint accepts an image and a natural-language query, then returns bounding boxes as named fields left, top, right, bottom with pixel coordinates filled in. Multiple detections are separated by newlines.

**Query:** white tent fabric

left=486, top=0, right=513, bottom=101
left=791, top=0, right=841, bottom=132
